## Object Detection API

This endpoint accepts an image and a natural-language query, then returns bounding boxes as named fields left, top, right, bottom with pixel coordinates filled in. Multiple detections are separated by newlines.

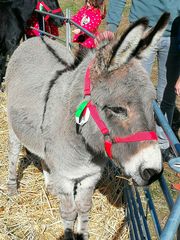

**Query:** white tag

left=76, top=107, right=90, bottom=126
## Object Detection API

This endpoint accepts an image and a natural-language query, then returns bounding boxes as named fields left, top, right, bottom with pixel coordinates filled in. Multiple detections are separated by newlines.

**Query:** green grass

left=60, top=0, right=85, bottom=15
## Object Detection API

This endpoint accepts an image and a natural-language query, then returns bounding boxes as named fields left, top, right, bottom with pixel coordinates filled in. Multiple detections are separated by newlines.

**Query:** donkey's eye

left=102, top=105, right=128, bottom=119
left=108, top=106, right=127, bottom=115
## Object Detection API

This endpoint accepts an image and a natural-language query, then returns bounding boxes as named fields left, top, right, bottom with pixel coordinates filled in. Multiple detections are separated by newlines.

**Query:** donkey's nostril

left=140, top=168, right=160, bottom=182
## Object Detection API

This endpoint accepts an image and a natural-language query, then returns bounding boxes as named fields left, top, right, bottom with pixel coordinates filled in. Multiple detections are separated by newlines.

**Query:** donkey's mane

left=41, top=37, right=69, bottom=67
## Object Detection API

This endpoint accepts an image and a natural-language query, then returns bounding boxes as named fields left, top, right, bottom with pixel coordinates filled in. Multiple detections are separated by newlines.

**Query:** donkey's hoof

left=76, top=233, right=89, bottom=240
left=0, top=82, right=6, bottom=92
left=7, top=184, right=18, bottom=196
left=46, top=184, right=56, bottom=195
left=64, top=229, right=75, bottom=240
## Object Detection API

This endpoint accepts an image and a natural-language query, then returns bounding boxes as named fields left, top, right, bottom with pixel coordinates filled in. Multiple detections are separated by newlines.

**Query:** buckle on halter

left=104, top=133, right=111, bottom=141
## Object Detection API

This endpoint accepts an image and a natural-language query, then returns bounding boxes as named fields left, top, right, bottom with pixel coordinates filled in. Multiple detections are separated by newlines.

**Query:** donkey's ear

left=93, top=18, right=148, bottom=74
left=132, top=12, right=170, bottom=59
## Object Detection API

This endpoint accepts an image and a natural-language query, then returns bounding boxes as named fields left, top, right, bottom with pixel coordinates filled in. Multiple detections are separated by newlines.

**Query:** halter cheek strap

left=37, top=1, right=62, bottom=21
left=104, top=132, right=158, bottom=158
left=84, top=63, right=91, bottom=96
left=77, top=62, right=158, bottom=159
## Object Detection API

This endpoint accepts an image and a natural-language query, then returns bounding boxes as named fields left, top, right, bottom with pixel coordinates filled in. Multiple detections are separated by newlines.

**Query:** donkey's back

left=7, top=36, right=74, bottom=94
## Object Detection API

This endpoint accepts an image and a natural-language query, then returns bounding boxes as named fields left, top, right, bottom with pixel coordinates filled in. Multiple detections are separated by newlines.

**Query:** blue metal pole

left=168, top=157, right=180, bottom=173
left=144, top=188, right=162, bottom=237
left=158, top=175, right=174, bottom=210
left=135, top=189, right=152, bottom=240
left=126, top=207, right=135, bottom=240
left=160, top=195, right=180, bottom=240
left=152, top=100, right=180, bottom=155
left=153, top=100, right=180, bottom=240
left=129, top=186, right=145, bottom=238
left=125, top=187, right=140, bottom=240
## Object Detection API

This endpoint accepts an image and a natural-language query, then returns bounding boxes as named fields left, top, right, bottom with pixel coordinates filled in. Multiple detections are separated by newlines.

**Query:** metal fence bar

left=129, top=186, right=146, bottom=238
left=69, top=19, right=96, bottom=39
left=153, top=100, right=180, bottom=240
left=125, top=187, right=140, bottom=240
left=126, top=206, right=136, bottom=240
left=65, top=9, right=71, bottom=51
left=160, top=195, right=180, bottom=240
left=158, top=174, right=174, bottom=210
left=144, top=188, right=162, bottom=238
left=30, top=27, right=66, bottom=43
left=135, top=189, right=152, bottom=240
left=152, top=100, right=180, bottom=155
left=35, top=9, right=66, bottom=20
left=35, top=9, right=96, bottom=39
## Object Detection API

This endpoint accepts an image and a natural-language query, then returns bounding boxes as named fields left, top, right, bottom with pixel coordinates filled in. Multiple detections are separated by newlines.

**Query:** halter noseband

left=76, top=62, right=158, bottom=159
left=37, top=1, right=62, bottom=21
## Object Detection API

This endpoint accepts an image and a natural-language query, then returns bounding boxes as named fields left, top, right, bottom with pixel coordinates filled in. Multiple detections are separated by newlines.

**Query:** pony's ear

left=132, top=12, right=170, bottom=59
left=93, top=18, right=148, bottom=74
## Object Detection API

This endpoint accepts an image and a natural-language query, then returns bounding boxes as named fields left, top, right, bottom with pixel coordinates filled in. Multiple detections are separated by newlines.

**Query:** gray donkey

left=6, top=13, right=169, bottom=240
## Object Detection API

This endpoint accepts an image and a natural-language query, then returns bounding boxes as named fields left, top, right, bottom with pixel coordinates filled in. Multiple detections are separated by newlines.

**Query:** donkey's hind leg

left=7, top=126, right=21, bottom=195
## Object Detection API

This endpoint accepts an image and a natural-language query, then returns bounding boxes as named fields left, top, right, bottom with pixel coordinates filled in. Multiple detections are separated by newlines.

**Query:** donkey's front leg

left=75, top=173, right=101, bottom=240
left=7, top=126, right=21, bottom=195
left=58, top=179, right=77, bottom=240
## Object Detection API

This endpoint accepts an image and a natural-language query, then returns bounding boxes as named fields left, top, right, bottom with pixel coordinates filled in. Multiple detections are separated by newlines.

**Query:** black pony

left=0, top=0, right=64, bottom=89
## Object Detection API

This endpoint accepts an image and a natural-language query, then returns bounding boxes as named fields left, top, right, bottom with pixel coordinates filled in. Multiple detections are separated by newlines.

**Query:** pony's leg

left=57, top=178, right=77, bottom=240
left=7, top=126, right=21, bottom=195
left=75, top=173, right=101, bottom=240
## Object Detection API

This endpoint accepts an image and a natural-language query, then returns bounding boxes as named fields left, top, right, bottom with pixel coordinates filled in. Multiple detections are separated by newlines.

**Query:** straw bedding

left=0, top=91, right=129, bottom=240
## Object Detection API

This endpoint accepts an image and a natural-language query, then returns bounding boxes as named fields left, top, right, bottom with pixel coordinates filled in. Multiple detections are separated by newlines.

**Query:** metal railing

left=33, top=8, right=96, bottom=49
left=125, top=101, right=180, bottom=240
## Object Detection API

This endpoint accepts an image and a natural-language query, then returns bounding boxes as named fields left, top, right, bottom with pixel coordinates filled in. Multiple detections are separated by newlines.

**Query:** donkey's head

left=39, top=0, right=64, bottom=27
left=80, top=13, right=170, bottom=186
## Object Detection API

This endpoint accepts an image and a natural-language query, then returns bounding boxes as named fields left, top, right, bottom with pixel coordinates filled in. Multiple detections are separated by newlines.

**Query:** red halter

left=82, top=62, right=158, bottom=159
left=37, top=1, right=62, bottom=21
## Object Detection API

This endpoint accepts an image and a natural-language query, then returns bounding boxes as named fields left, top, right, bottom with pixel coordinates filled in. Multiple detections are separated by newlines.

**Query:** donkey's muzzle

left=140, top=167, right=163, bottom=185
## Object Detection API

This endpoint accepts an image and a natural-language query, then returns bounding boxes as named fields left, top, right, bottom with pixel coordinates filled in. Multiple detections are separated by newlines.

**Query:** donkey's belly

left=8, top=101, right=45, bottom=158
